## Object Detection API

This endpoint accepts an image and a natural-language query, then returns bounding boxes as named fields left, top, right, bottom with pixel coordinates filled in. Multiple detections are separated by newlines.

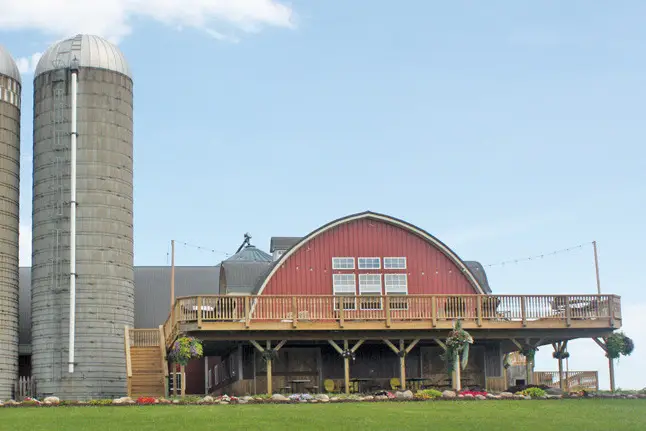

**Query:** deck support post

left=383, top=339, right=420, bottom=391
left=180, top=365, right=186, bottom=396
left=552, top=341, right=569, bottom=391
left=249, top=340, right=287, bottom=395
left=172, top=362, right=177, bottom=397
left=329, top=339, right=364, bottom=394
left=593, top=337, right=615, bottom=392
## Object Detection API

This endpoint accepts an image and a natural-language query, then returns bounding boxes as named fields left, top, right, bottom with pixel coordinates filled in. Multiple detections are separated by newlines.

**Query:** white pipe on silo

left=69, top=65, right=78, bottom=374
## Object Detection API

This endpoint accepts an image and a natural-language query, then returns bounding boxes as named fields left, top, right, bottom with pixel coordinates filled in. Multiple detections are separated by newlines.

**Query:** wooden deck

left=163, top=294, right=621, bottom=346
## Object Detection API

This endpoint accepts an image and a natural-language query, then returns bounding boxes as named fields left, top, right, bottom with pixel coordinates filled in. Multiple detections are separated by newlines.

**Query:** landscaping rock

left=442, top=390, right=457, bottom=399
left=500, top=392, right=514, bottom=399
left=202, top=396, right=215, bottom=403
left=546, top=395, right=562, bottom=400
left=271, top=394, right=289, bottom=402
left=112, top=397, right=133, bottom=405
left=375, top=395, right=388, bottom=401
left=463, top=394, right=474, bottom=400
left=309, top=400, right=318, bottom=403
left=627, top=395, right=637, bottom=399
left=475, top=395, right=486, bottom=400
left=237, top=399, right=248, bottom=404
left=363, top=396, right=375, bottom=401
left=545, top=388, right=563, bottom=396
left=315, top=394, right=330, bottom=402
left=159, top=398, right=172, bottom=404
left=395, top=390, right=414, bottom=400
left=44, top=396, right=60, bottom=404
left=319, top=399, right=330, bottom=403
left=219, top=401, right=229, bottom=405
left=5, top=400, right=19, bottom=406
left=330, top=397, right=340, bottom=402
left=241, top=396, right=254, bottom=402
left=172, top=399, right=181, bottom=404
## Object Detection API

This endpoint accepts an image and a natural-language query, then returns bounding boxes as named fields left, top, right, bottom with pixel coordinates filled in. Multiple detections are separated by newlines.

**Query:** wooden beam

left=266, top=341, right=273, bottom=395
left=405, top=339, right=421, bottom=354
left=433, top=338, right=447, bottom=351
left=274, top=340, right=287, bottom=352
left=383, top=339, right=399, bottom=355
left=343, top=340, right=350, bottom=395
left=244, top=297, right=250, bottom=328
left=249, top=340, right=265, bottom=353
left=351, top=339, right=365, bottom=353
left=197, top=296, right=203, bottom=329
left=328, top=340, right=343, bottom=355
left=399, top=340, right=406, bottom=390
left=510, top=338, right=523, bottom=350
left=180, top=364, right=186, bottom=397
left=593, top=337, right=607, bottom=352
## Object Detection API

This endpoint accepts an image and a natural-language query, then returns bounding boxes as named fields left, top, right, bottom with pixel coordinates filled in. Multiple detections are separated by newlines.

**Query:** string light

left=484, top=242, right=592, bottom=268
left=175, top=240, right=231, bottom=258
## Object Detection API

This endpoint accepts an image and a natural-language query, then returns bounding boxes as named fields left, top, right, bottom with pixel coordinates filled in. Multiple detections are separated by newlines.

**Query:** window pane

left=384, top=257, right=407, bottom=269
left=358, top=257, right=380, bottom=269
left=332, top=257, right=355, bottom=270
left=333, top=273, right=356, bottom=294
left=385, top=274, right=408, bottom=294
left=359, top=274, right=382, bottom=294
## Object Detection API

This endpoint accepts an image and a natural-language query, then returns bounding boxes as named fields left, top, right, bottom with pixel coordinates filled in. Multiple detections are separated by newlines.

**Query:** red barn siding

left=262, top=218, right=477, bottom=296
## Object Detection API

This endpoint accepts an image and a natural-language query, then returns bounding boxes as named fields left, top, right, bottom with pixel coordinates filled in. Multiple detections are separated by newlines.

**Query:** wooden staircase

left=125, top=326, right=168, bottom=398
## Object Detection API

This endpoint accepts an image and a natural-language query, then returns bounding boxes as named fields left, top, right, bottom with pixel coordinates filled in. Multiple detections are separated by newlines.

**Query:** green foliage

left=168, top=336, right=203, bottom=366
left=605, top=332, right=634, bottom=360
left=552, top=351, right=570, bottom=360
left=88, top=399, right=113, bottom=406
left=441, top=320, right=473, bottom=375
left=521, top=387, right=546, bottom=398
left=521, top=347, right=537, bottom=363
left=414, top=389, right=443, bottom=400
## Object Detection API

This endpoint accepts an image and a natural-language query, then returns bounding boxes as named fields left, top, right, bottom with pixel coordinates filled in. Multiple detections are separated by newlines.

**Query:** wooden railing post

left=521, top=297, right=527, bottom=327
left=385, top=295, right=391, bottom=328
left=431, top=296, right=437, bottom=327
left=197, top=296, right=203, bottom=328
left=124, top=325, right=132, bottom=397
left=476, top=295, right=482, bottom=327
left=244, top=297, right=250, bottom=328
left=292, top=296, right=298, bottom=328
left=159, top=325, right=169, bottom=397
left=339, top=298, right=345, bottom=328
left=565, top=297, right=571, bottom=327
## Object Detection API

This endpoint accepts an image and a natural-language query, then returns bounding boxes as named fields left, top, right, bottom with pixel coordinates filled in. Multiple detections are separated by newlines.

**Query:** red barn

left=126, top=211, right=620, bottom=397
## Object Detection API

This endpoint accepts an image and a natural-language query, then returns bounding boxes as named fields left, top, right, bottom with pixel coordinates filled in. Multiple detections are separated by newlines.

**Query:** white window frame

left=358, top=257, right=381, bottom=270
left=385, top=274, right=408, bottom=310
left=358, top=274, right=383, bottom=310
left=333, top=273, right=356, bottom=310
left=384, top=257, right=407, bottom=269
left=332, top=257, right=355, bottom=270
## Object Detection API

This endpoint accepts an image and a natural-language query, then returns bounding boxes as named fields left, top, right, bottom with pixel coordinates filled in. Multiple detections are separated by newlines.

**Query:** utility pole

left=593, top=241, right=601, bottom=295
left=170, top=239, right=176, bottom=311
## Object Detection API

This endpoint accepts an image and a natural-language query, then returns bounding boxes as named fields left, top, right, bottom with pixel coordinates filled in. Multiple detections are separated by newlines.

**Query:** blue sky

left=2, top=0, right=645, bottom=390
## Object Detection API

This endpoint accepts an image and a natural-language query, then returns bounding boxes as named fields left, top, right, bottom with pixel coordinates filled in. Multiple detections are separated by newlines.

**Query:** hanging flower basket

left=441, top=320, right=473, bottom=374
left=552, top=351, right=570, bottom=360
left=168, top=336, right=203, bottom=366
left=605, top=332, right=634, bottom=360
left=521, top=347, right=537, bottom=363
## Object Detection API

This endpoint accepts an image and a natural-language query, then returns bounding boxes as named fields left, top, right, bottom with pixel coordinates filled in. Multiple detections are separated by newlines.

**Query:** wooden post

left=593, top=241, right=601, bottom=294
left=292, top=296, right=298, bottom=328
left=197, top=296, right=203, bottom=328
left=454, top=354, right=461, bottom=391
left=399, top=340, right=406, bottom=390
left=343, top=340, right=350, bottom=395
left=170, top=240, right=175, bottom=311
left=608, top=357, right=615, bottom=392
left=266, top=341, right=273, bottom=395
left=180, top=364, right=186, bottom=396
left=172, top=363, right=177, bottom=396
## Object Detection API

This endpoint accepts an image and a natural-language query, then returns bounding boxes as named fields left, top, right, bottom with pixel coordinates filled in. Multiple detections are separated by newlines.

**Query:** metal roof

left=0, top=44, right=21, bottom=83
left=225, top=245, right=272, bottom=262
left=270, top=237, right=301, bottom=252
left=220, top=261, right=272, bottom=295
left=35, top=34, right=132, bottom=79
left=464, top=261, right=492, bottom=294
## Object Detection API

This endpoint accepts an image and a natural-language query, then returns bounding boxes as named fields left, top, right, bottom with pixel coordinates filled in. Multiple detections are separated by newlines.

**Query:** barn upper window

left=358, top=274, right=382, bottom=294
left=332, top=257, right=355, bottom=270
left=385, top=274, right=408, bottom=294
left=333, top=274, right=356, bottom=294
left=383, top=257, right=407, bottom=269
left=358, top=257, right=381, bottom=270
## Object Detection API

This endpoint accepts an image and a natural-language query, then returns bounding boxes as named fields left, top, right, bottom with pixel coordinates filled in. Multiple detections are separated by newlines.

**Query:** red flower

left=136, top=397, right=157, bottom=405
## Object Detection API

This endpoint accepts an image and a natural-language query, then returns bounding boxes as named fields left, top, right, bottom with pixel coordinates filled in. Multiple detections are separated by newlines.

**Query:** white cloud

left=19, top=222, right=31, bottom=267
left=0, top=0, right=295, bottom=43
left=534, top=302, right=646, bottom=390
left=16, top=52, right=42, bottom=74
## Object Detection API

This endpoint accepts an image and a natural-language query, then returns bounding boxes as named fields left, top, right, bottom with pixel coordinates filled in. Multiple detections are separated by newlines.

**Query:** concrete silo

left=31, top=34, right=134, bottom=400
left=0, top=44, right=21, bottom=401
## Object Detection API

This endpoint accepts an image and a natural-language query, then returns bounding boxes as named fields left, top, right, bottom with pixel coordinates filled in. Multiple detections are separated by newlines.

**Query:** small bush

left=415, top=389, right=443, bottom=400
left=522, top=387, right=546, bottom=398
left=88, top=399, right=113, bottom=406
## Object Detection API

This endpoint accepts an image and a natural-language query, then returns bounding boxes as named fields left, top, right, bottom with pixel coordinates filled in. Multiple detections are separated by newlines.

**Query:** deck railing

left=164, top=294, right=620, bottom=343
left=534, top=371, right=600, bottom=391
left=129, top=328, right=161, bottom=347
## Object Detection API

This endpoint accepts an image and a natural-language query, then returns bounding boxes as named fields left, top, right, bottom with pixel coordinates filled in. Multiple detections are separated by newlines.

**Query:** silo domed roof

left=35, top=34, right=131, bottom=79
left=0, top=44, right=21, bottom=83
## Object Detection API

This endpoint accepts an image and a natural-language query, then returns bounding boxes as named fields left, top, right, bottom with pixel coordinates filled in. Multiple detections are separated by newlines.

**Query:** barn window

left=332, top=257, right=355, bottom=270
left=384, top=257, right=407, bottom=269
left=359, top=274, right=383, bottom=310
left=358, top=257, right=380, bottom=270
left=333, top=274, right=356, bottom=310
left=385, top=274, right=408, bottom=294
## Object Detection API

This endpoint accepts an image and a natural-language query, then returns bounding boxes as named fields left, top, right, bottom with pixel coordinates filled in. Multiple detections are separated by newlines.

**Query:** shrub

left=415, top=389, right=443, bottom=400
left=88, top=399, right=113, bottom=406
left=522, top=387, right=546, bottom=398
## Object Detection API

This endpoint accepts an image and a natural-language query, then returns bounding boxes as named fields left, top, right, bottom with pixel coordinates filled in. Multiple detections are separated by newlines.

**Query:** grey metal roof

left=226, top=245, right=272, bottom=262
left=220, top=261, right=271, bottom=295
left=35, top=34, right=132, bottom=79
left=464, top=261, right=492, bottom=293
left=0, top=44, right=21, bottom=83
left=270, top=237, right=301, bottom=252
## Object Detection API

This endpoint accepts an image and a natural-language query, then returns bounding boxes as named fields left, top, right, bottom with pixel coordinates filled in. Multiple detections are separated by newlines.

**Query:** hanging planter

left=521, top=347, right=537, bottom=363
left=605, top=332, right=634, bottom=360
left=552, top=351, right=570, bottom=360
left=441, top=320, right=473, bottom=374
left=168, top=336, right=203, bottom=366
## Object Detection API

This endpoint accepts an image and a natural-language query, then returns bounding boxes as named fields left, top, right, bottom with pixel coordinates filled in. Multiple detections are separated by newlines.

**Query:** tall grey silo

left=31, top=34, right=134, bottom=400
left=0, top=44, right=21, bottom=401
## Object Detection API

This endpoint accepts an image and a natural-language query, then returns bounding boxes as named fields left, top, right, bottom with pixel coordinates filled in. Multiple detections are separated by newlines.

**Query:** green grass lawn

left=1, top=400, right=645, bottom=431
